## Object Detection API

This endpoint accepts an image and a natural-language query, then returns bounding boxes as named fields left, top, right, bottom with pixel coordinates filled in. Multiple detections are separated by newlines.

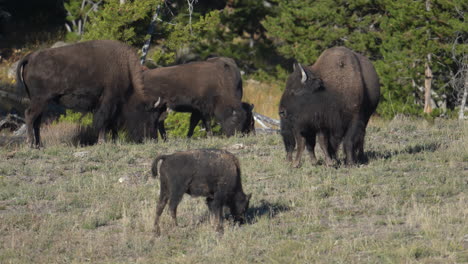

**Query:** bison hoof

left=153, top=227, right=161, bottom=236
left=215, top=225, right=224, bottom=234
left=292, top=161, right=301, bottom=168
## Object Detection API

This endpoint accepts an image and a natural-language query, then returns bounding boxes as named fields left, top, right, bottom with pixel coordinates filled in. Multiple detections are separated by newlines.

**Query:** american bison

left=16, top=40, right=161, bottom=147
left=143, top=57, right=254, bottom=138
left=151, top=149, right=251, bottom=235
left=280, top=47, right=380, bottom=167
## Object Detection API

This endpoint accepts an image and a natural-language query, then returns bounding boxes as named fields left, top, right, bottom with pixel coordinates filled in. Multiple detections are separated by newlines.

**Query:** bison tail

left=151, top=155, right=166, bottom=178
left=16, top=53, right=32, bottom=98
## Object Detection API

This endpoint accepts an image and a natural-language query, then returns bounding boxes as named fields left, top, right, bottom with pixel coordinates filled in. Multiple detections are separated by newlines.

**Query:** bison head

left=230, top=192, right=252, bottom=224
left=285, top=63, right=324, bottom=95
left=219, top=106, right=247, bottom=137
left=241, top=102, right=255, bottom=134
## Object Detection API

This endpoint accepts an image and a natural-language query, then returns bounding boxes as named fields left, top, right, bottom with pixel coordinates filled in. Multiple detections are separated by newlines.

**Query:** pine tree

left=83, top=0, right=159, bottom=45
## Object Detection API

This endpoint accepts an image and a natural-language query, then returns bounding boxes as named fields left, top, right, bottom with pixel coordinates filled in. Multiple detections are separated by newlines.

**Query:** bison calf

left=151, top=149, right=251, bottom=235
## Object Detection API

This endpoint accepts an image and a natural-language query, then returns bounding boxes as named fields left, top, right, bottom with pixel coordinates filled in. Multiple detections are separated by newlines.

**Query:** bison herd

left=15, top=40, right=380, bottom=234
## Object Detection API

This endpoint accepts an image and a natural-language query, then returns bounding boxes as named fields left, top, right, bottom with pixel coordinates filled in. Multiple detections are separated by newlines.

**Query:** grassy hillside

left=0, top=117, right=467, bottom=263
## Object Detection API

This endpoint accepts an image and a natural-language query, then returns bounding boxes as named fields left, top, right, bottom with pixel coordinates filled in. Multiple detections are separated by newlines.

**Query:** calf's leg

left=154, top=189, right=169, bottom=236
left=211, top=193, right=225, bottom=233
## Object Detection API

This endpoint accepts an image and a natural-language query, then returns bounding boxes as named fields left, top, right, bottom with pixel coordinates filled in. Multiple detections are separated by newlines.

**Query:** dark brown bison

left=143, top=57, right=254, bottom=138
left=151, top=149, right=251, bottom=235
left=16, top=40, right=160, bottom=147
left=280, top=47, right=380, bottom=167
left=112, top=94, right=164, bottom=143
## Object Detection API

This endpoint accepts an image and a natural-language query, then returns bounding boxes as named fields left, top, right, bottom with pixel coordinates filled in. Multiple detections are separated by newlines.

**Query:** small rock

left=118, top=176, right=129, bottom=183
left=73, top=151, right=89, bottom=158
left=229, top=143, right=245, bottom=150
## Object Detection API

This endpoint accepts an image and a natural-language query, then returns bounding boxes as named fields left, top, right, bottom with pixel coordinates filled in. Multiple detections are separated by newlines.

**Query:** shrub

left=163, top=112, right=221, bottom=139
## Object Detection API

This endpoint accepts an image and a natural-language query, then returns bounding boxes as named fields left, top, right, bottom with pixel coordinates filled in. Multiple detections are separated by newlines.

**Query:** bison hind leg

left=25, top=100, right=47, bottom=148
left=154, top=191, right=169, bottom=236
left=343, top=120, right=365, bottom=166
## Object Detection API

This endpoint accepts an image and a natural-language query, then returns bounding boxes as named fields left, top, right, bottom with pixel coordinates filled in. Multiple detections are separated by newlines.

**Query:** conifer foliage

left=57, top=0, right=468, bottom=117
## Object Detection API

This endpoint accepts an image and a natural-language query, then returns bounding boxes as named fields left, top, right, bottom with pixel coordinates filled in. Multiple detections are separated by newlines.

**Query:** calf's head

left=230, top=193, right=252, bottom=224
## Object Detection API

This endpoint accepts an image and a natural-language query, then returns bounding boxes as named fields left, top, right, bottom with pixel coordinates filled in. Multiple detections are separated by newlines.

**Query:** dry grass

left=243, top=79, right=283, bottom=120
left=0, top=117, right=467, bottom=263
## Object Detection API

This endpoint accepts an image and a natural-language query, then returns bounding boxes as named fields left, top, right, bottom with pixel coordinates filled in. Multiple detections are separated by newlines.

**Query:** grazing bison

left=112, top=94, right=164, bottom=142
left=280, top=47, right=380, bottom=166
left=16, top=40, right=161, bottom=147
left=151, top=149, right=251, bottom=235
left=144, top=57, right=254, bottom=138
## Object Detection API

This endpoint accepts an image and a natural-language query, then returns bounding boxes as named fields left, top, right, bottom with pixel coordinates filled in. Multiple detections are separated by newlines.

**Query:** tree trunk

left=424, top=0, right=433, bottom=114
left=424, top=55, right=433, bottom=113
left=459, top=69, right=468, bottom=120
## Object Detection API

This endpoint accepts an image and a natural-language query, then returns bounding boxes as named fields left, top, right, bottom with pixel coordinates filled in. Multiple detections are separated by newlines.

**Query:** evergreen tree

left=263, top=0, right=466, bottom=117
left=83, top=0, right=159, bottom=45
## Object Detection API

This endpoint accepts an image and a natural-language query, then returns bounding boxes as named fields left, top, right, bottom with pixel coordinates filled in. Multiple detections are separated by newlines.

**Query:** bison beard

left=151, top=149, right=251, bottom=235
left=16, top=40, right=160, bottom=147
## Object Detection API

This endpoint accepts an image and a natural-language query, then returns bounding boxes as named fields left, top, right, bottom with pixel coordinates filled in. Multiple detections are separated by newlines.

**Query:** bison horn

left=153, top=97, right=161, bottom=108
left=298, top=63, right=308, bottom=84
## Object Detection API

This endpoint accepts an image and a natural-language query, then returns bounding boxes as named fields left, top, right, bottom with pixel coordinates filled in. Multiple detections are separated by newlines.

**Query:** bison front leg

left=280, top=121, right=296, bottom=163
left=304, top=132, right=318, bottom=165
left=317, top=133, right=336, bottom=166
left=293, top=132, right=305, bottom=168
left=187, top=111, right=202, bottom=138
left=93, top=98, right=117, bottom=144
left=25, top=100, right=46, bottom=148
left=211, top=193, right=225, bottom=234
left=157, top=120, right=167, bottom=141
left=201, top=113, right=213, bottom=137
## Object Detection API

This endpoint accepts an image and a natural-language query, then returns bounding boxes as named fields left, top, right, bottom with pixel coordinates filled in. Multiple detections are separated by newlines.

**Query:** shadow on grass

left=245, top=199, right=291, bottom=224
left=365, top=142, right=441, bottom=163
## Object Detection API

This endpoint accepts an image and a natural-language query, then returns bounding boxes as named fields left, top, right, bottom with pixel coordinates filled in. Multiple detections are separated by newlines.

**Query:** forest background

left=0, top=0, right=466, bottom=121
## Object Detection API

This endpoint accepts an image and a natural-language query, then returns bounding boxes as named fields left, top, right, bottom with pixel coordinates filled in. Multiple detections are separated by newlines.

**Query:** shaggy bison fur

left=16, top=40, right=159, bottom=147
left=151, top=149, right=251, bottom=235
left=280, top=46, right=380, bottom=166
left=143, top=57, right=254, bottom=138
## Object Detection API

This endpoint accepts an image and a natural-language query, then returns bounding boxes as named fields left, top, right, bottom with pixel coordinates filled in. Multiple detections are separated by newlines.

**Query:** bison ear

left=247, top=193, right=252, bottom=202
left=250, top=104, right=254, bottom=111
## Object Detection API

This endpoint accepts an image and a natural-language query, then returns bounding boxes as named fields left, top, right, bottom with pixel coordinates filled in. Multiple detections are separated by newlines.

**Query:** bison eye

left=279, top=110, right=286, bottom=117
